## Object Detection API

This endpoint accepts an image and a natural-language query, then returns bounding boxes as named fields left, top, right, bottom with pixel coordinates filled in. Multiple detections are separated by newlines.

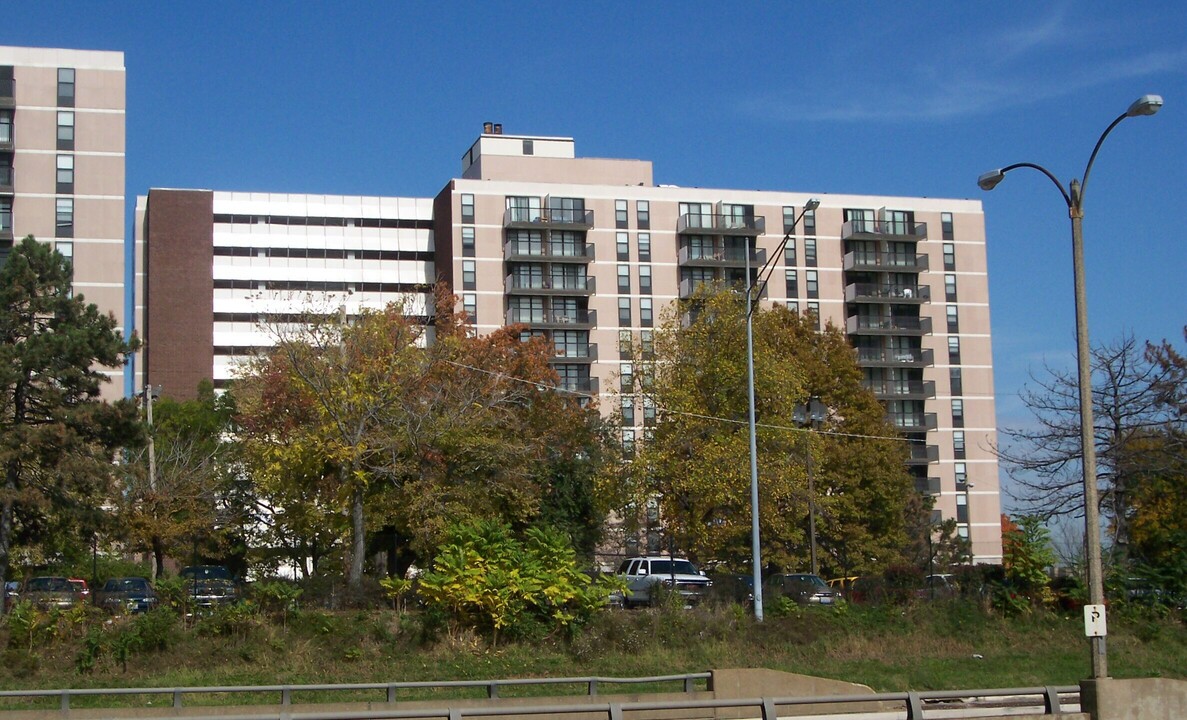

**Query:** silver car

left=615, top=556, right=711, bottom=608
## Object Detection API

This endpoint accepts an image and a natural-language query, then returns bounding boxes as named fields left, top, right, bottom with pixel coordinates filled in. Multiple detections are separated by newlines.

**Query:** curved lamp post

left=978, top=94, right=1162, bottom=679
left=746, top=197, right=820, bottom=621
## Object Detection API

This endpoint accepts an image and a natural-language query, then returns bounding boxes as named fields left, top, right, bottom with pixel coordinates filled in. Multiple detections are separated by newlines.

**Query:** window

left=620, top=362, right=634, bottom=392
left=55, top=198, right=73, bottom=238
left=948, top=337, right=961, bottom=364
left=804, top=238, right=817, bottom=267
left=943, top=242, right=956, bottom=271
left=639, top=265, right=652, bottom=294
left=522, top=139, right=534, bottom=155
left=617, top=264, right=631, bottom=293
left=786, top=300, right=798, bottom=313
left=460, top=194, right=474, bottom=223
left=616, top=232, right=630, bottom=261
left=952, top=399, right=965, bottom=427
left=615, top=200, right=628, bottom=229
left=56, top=154, right=74, bottom=192
left=806, top=270, right=819, bottom=299
left=640, top=298, right=653, bottom=326
left=622, top=429, right=636, bottom=458
left=941, top=212, right=954, bottom=241
left=955, top=461, right=968, bottom=486
left=784, top=238, right=796, bottom=266
left=462, top=259, right=476, bottom=290
left=807, top=301, right=820, bottom=330
left=782, top=206, right=797, bottom=233
left=57, top=111, right=74, bottom=150
left=57, top=68, right=75, bottom=107
left=55, top=240, right=73, bottom=267
left=461, top=226, right=475, bottom=256
left=956, top=493, right=969, bottom=523
left=621, top=398, right=635, bottom=426
left=950, top=367, right=963, bottom=396
left=640, top=329, right=654, bottom=357
left=803, top=208, right=816, bottom=235
left=618, top=297, right=631, bottom=326
left=618, top=329, right=633, bottom=357
left=638, top=232, right=651, bottom=261
left=0, top=109, right=12, bottom=144
left=1, top=198, right=12, bottom=231
left=945, top=273, right=958, bottom=301
left=507, top=195, right=540, bottom=223
left=785, top=269, right=798, bottom=297
left=463, top=293, right=477, bottom=323
left=953, top=430, right=966, bottom=459
left=946, top=305, right=959, bottom=333
left=643, top=396, right=656, bottom=425
left=636, top=200, right=650, bottom=230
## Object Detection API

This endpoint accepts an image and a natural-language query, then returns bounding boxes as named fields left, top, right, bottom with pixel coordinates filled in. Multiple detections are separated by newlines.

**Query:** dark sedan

left=765, top=573, right=844, bottom=605
left=19, top=576, right=84, bottom=611
left=96, top=577, right=158, bottom=614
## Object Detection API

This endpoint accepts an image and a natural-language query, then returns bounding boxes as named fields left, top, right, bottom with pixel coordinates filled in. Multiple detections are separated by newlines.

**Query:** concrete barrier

left=1081, top=677, right=1187, bottom=720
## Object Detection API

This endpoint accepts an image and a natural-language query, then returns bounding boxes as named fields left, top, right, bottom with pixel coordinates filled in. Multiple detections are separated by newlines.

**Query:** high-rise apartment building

left=0, top=46, right=127, bottom=397
left=139, top=128, right=1002, bottom=563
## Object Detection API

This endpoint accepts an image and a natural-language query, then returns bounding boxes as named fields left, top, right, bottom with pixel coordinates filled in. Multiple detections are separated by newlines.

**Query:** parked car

left=765, top=573, right=843, bottom=605
left=68, top=578, right=91, bottom=602
left=179, top=565, right=239, bottom=609
left=614, top=556, right=712, bottom=608
left=917, top=573, right=958, bottom=600
left=708, top=572, right=754, bottom=604
left=19, top=576, right=84, bottom=611
left=3, top=580, right=20, bottom=613
left=96, top=577, right=158, bottom=614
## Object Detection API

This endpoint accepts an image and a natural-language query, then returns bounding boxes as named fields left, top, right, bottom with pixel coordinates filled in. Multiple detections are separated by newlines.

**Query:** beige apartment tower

left=433, top=129, right=1003, bottom=562
left=0, top=46, right=127, bottom=398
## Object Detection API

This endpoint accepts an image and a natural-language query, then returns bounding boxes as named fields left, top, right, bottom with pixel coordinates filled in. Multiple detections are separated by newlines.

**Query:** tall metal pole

left=144, top=384, right=158, bottom=581
left=745, top=234, right=764, bottom=621
left=806, top=430, right=818, bottom=576
left=1070, top=184, right=1107, bottom=678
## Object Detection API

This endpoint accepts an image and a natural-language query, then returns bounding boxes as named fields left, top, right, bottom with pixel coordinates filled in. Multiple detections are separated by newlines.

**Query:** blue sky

left=5, top=2, right=1185, bottom=508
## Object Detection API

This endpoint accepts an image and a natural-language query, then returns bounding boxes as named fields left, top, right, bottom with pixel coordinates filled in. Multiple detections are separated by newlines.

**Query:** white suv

left=615, top=556, right=711, bottom=608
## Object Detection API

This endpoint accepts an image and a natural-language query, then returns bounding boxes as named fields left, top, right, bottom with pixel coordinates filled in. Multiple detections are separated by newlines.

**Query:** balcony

left=864, top=379, right=936, bottom=400
left=890, top=412, right=938, bottom=432
left=841, top=219, right=928, bottom=241
left=677, top=213, right=766, bottom=236
left=677, top=244, right=766, bottom=268
left=506, top=308, right=597, bottom=328
left=915, top=476, right=942, bottom=495
left=559, top=376, right=600, bottom=395
left=846, top=315, right=933, bottom=336
left=906, top=443, right=940, bottom=465
left=843, top=251, right=930, bottom=273
left=504, top=241, right=595, bottom=264
left=0, top=164, right=11, bottom=195
left=505, top=274, right=595, bottom=296
left=855, top=347, right=934, bottom=368
left=504, top=206, right=595, bottom=230
left=551, top=343, right=598, bottom=364
left=845, top=283, right=930, bottom=304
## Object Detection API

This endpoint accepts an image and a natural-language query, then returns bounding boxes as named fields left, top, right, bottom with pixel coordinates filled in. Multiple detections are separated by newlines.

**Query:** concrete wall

left=1082, top=677, right=1187, bottom=720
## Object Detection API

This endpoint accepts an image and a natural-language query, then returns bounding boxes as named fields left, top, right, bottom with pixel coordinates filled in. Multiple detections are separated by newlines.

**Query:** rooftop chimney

left=483, top=121, right=493, bottom=134
left=493, top=123, right=503, bottom=135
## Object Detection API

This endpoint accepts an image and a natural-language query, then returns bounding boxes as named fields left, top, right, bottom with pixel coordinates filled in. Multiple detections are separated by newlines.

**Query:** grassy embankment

left=1, top=600, right=1184, bottom=709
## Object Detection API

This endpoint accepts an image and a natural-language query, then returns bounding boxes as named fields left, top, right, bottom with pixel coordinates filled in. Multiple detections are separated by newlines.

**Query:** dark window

left=956, top=494, right=969, bottom=523
left=950, top=367, right=963, bottom=396
left=946, top=305, right=959, bottom=333
left=56, top=111, right=74, bottom=151
left=57, top=68, right=75, bottom=107
left=639, top=265, right=652, bottom=294
left=55, top=198, right=73, bottom=238
left=785, top=269, right=797, bottom=296
left=522, top=139, right=534, bottom=155
left=640, top=298, right=653, bottom=327
left=953, top=430, right=966, bottom=459
left=621, top=398, right=635, bottom=426
left=955, top=461, right=968, bottom=486
left=636, top=200, right=650, bottom=229
left=56, top=154, right=74, bottom=194
left=804, top=238, right=817, bottom=267
left=462, top=260, right=476, bottom=290
left=803, top=209, right=816, bottom=235
left=463, top=293, right=477, bottom=323
left=618, top=329, right=632, bottom=357
left=618, top=298, right=631, bottom=326
left=945, top=273, right=958, bottom=301
left=784, top=238, right=796, bottom=266
left=0, top=109, right=12, bottom=144
left=616, top=232, right=629, bottom=261
left=461, top=226, right=475, bottom=256
left=806, top=270, right=818, bottom=299
left=638, top=232, right=651, bottom=261
left=807, top=302, right=820, bottom=330
left=615, top=200, right=628, bottom=229
left=943, top=243, right=956, bottom=271
left=952, top=399, right=965, bottom=427
left=782, top=206, right=796, bottom=233
left=460, top=194, right=474, bottom=223
left=941, top=212, right=954, bottom=240
left=619, top=362, right=634, bottom=392
left=1, top=198, right=13, bottom=231
left=948, top=337, right=961, bottom=365
left=617, top=264, right=631, bottom=293
left=0, top=66, right=13, bottom=99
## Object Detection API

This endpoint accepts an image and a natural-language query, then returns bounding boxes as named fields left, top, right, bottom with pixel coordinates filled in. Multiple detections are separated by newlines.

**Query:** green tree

left=0, top=237, right=140, bottom=591
left=619, top=286, right=915, bottom=576
left=1002, top=514, right=1055, bottom=596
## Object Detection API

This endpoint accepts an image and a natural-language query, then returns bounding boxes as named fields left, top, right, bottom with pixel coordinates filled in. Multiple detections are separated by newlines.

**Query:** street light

left=745, top=197, right=820, bottom=621
left=978, top=94, right=1162, bottom=679
left=140, top=384, right=162, bottom=579
left=793, top=398, right=828, bottom=576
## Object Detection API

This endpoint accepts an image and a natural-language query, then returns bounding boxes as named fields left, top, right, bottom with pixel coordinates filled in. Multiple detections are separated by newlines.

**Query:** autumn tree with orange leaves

left=235, top=287, right=609, bottom=589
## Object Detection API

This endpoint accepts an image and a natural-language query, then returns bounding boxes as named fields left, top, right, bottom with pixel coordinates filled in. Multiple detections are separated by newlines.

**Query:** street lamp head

left=804, top=198, right=821, bottom=212
left=1126, top=94, right=1163, bottom=117
left=977, top=169, right=1005, bottom=191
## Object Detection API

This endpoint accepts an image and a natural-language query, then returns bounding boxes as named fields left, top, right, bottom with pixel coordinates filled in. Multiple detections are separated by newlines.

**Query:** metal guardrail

left=0, top=673, right=711, bottom=712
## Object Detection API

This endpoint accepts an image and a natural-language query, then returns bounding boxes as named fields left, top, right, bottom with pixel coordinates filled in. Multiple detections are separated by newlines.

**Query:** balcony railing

left=677, top=245, right=766, bottom=267
left=0, top=165, right=12, bottom=193
left=915, top=476, right=942, bottom=494
left=841, top=219, right=928, bottom=241
left=855, top=347, right=934, bottom=366
left=677, top=213, right=766, bottom=236
left=559, top=376, right=600, bottom=395
left=552, top=343, right=598, bottom=362
left=504, top=207, right=595, bottom=229
left=506, top=308, right=597, bottom=327
left=504, top=242, right=595, bottom=263
left=864, top=379, right=937, bottom=399
left=846, top=315, right=933, bottom=335
left=845, top=283, right=931, bottom=303
left=505, top=275, right=596, bottom=295
left=890, top=412, right=938, bottom=431
left=843, top=251, right=930, bottom=272
left=906, top=444, right=940, bottom=464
